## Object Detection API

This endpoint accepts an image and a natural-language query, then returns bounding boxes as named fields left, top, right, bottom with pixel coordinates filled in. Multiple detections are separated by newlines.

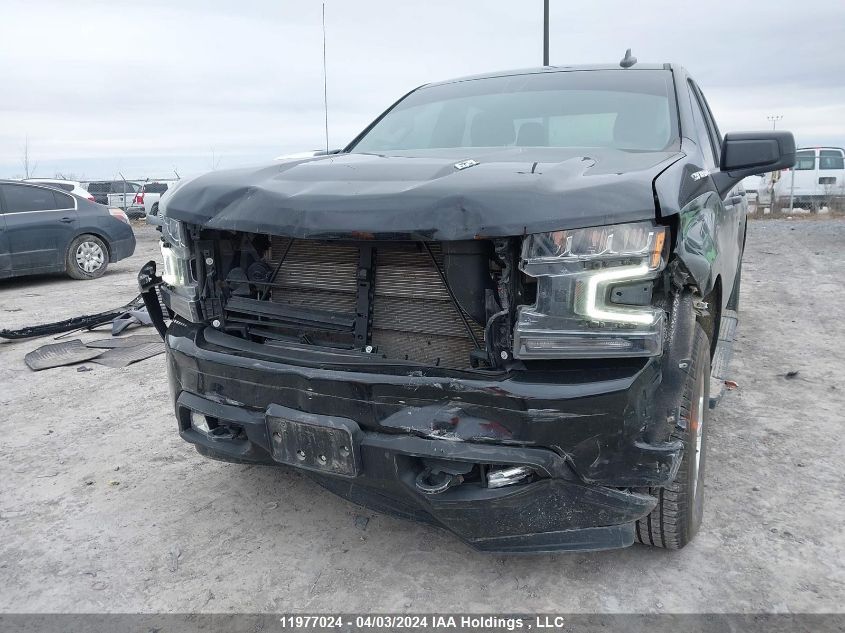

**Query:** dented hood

left=163, top=147, right=682, bottom=240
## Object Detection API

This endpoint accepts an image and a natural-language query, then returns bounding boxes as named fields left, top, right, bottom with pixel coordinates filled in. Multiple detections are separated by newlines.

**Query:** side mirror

left=713, top=131, right=795, bottom=197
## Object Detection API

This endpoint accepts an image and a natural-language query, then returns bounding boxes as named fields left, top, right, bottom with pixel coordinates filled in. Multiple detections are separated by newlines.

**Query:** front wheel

left=66, top=234, right=108, bottom=280
left=636, top=323, right=711, bottom=549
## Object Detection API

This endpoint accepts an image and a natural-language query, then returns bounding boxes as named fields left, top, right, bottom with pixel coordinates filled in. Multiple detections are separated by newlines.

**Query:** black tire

left=150, top=203, right=159, bottom=216
left=65, top=234, right=109, bottom=280
left=636, top=323, right=711, bottom=549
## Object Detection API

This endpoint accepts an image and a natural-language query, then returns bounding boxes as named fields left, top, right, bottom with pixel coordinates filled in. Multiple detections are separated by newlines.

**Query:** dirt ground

left=1, top=219, right=843, bottom=614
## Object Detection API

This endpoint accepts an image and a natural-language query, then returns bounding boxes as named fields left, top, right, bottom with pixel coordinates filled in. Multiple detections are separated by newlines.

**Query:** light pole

left=543, top=0, right=549, bottom=66
left=766, top=115, right=784, bottom=210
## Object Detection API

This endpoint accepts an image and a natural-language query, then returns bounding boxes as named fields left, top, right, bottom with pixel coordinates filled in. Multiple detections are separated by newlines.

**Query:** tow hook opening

left=413, top=459, right=537, bottom=495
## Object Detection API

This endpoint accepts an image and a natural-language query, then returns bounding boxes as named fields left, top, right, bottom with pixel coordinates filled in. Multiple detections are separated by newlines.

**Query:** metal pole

left=788, top=163, right=795, bottom=212
left=543, top=0, right=549, bottom=66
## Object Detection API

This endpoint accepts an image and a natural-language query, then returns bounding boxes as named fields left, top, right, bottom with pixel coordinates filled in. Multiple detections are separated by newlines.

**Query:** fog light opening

left=487, top=465, right=535, bottom=489
left=190, top=411, right=211, bottom=434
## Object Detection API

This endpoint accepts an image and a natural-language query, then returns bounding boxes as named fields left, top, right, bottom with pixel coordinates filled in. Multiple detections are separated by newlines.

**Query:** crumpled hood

left=163, top=147, right=682, bottom=240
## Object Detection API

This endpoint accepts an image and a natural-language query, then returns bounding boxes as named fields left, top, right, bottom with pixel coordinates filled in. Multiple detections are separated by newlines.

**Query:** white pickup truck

left=136, top=181, right=174, bottom=216
left=83, top=180, right=144, bottom=217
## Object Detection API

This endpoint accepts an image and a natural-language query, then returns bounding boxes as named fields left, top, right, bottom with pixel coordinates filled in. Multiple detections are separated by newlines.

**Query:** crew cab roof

left=425, top=63, right=676, bottom=88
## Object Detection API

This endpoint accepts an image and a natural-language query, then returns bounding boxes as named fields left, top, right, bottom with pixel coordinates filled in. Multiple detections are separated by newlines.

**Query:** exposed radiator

left=265, top=238, right=484, bottom=369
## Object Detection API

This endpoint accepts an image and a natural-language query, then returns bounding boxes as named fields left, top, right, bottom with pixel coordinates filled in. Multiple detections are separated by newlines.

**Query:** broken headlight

left=160, top=217, right=194, bottom=288
left=514, top=221, right=667, bottom=359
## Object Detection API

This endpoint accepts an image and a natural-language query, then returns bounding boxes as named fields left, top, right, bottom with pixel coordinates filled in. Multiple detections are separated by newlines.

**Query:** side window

left=691, top=83, right=722, bottom=163
left=819, top=149, right=844, bottom=170
left=53, top=190, right=74, bottom=208
left=0, top=184, right=63, bottom=213
left=687, top=84, right=717, bottom=170
left=794, top=150, right=816, bottom=171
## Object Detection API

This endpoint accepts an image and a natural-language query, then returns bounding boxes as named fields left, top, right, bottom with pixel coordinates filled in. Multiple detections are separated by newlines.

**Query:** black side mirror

left=713, top=131, right=795, bottom=197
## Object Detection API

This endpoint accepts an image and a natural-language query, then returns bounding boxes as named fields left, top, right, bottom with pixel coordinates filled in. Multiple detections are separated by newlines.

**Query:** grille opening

left=222, top=237, right=489, bottom=369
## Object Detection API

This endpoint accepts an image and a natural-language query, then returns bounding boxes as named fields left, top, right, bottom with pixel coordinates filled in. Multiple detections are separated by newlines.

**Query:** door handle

left=729, top=195, right=743, bottom=205
left=59, top=217, right=74, bottom=223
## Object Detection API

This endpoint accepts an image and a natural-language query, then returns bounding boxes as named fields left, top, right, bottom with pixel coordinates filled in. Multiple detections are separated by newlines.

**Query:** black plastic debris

left=90, top=342, right=165, bottom=368
left=1, top=296, right=144, bottom=340
left=25, top=340, right=104, bottom=371
left=111, top=307, right=153, bottom=335
left=86, top=334, right=163, bottom=349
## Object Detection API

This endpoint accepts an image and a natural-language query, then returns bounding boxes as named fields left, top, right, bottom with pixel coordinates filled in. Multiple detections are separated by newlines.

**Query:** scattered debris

left=90, top=342, right=165, bottom=368
left=24, top=336, right=164, bottom=371
left=86, top=334, right=162, bottom=349
left=167, top=544, right=183, bottom=572
left=76, top=366, right=94, bottom=373
left=111, top=307, right=153, bottom=335
left=0, top=296, right=143, bottom=340
left=25, top=340, right=104, bottom=371
left=108, top=480, right=120, bottom=486
left=724, top=380, right=739, bottom=390
left=785, top=370, right=800, bottom=379
left=354, top=514, right=370, bottom=531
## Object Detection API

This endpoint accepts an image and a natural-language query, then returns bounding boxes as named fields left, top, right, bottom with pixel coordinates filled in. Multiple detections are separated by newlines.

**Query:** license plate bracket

left=266, top=404, right=361, bottom=477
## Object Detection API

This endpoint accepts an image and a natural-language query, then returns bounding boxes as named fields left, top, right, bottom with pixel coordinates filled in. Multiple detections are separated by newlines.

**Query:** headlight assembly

left=160, top=217, right=195, bottom=288
left=514, top=221, right=668, bottom=359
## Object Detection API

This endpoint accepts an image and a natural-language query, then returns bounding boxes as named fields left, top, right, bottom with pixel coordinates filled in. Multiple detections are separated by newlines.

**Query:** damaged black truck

left=140, top=63, right=794, bottom=552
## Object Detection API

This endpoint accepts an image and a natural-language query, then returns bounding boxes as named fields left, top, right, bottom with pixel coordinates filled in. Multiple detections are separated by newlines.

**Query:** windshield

left=349, top=69, right=677, bottom=153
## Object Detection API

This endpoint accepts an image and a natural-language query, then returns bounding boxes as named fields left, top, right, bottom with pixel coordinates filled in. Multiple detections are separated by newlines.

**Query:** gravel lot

left=1, top=219, right=843, bottom=613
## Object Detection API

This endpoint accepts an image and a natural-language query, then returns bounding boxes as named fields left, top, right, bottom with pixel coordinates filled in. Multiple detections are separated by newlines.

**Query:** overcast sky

left=1, top=0, right=843, bottom=180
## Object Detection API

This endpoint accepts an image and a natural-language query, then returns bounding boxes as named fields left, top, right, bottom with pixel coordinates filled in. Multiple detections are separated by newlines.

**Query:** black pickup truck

left=140, top=61, right=794, bottom=552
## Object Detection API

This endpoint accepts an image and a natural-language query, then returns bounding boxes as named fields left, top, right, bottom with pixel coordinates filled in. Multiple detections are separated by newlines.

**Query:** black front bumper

left=156, top=320, right=684, bottom=553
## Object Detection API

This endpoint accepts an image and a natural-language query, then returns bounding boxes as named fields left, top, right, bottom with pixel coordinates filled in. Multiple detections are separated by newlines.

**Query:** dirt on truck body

left=140, top=61, right=795, bottom=552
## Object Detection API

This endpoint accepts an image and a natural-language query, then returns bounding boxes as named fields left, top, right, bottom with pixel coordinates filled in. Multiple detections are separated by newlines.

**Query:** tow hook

left=415, top=468, right=463, bottom=495
left=414, top=459, right=474, bottom=495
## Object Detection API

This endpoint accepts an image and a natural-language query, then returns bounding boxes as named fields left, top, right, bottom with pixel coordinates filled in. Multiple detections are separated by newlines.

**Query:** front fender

left=675, top=191, right=721, bottom=296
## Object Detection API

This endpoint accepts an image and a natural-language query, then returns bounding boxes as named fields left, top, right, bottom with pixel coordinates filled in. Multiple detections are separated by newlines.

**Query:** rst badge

left=454, top=159, right=479, bottom=170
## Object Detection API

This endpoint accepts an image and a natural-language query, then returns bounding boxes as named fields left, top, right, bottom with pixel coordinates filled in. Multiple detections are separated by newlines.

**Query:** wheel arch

left=71, top=230, right=113, bottom=261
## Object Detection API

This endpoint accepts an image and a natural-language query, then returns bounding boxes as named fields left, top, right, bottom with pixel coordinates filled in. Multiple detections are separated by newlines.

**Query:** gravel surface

left=1, top=219, right=843, bottom=613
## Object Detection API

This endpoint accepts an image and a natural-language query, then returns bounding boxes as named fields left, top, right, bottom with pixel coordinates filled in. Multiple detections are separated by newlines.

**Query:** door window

left=819, top=149, right=844, bottom=170
left=690, top=82, right=722, bottom=164
left=0, top=184, right=70, bottom=213
left=687, top=84, right=717, bottom=170
left=794, top=151, right=816, bottom=171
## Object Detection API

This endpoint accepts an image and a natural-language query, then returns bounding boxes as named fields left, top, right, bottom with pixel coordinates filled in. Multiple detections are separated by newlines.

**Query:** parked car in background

left=772, top=147, right=845, bottom=209
left=83, top=180, right=144, bottom=217
left=136, top=181, right=171, bottom=216
left=23, top=178, right=95, bottom=202
left=0, top=180, right=136, bottom=280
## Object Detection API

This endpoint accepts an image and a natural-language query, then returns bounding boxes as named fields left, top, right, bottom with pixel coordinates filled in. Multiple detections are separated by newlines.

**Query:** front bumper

left=138, top=264, right=685, bottom=552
